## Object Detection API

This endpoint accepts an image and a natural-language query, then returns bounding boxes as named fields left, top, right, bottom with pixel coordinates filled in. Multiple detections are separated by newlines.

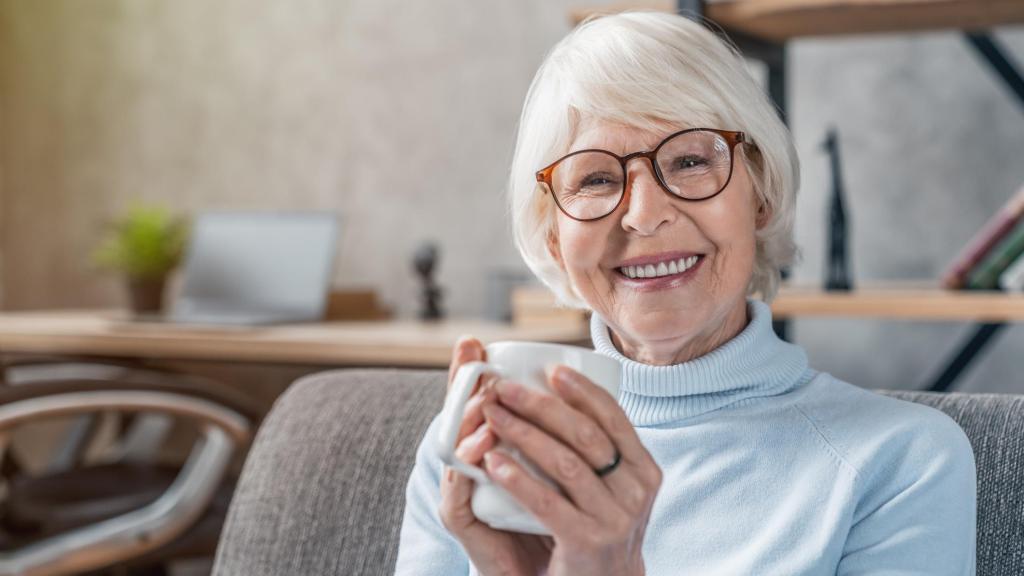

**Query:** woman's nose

left=619, top=159, right=675, bottom=235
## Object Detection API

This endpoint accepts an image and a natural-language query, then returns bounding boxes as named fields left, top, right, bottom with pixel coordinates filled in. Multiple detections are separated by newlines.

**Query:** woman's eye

left=574, top=173, right=620, bottom=193
left=676, top=156, right=707, bottom=169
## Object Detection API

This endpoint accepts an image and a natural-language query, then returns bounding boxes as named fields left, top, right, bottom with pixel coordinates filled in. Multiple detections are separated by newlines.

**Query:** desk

left=0, top=310, right=591, bottom=368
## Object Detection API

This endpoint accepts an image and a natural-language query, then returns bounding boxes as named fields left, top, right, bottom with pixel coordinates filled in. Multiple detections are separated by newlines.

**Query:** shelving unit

left=774, top=284, right=1024, bottom=321
left=571, top=0, right=1024, bottom=40
left=568, top=0, right=1024, bottom=391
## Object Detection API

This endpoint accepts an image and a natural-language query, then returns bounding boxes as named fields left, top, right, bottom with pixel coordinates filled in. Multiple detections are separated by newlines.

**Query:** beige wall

left=0, top=38, right=4, bottom=307
left=0, top=0, right=596, bottom=316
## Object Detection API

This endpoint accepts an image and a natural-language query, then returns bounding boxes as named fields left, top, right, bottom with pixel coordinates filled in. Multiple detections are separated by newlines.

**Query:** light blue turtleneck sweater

left=395, top=299, right=977, bottom=575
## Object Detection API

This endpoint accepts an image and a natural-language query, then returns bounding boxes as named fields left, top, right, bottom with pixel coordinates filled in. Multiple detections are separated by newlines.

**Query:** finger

left=493, top=378, right=617, bottom=471
left=439, top=465, right=479, bottom=533
left=455, top=422, right=496, bottom=464
left=456, top=385, right=499, bottom=440
left=482, top=403, right=624, bottom=524
left=548, top=365, right=651, bottom=473
left=499, top=374, right=654, bottom=516
left=447, top=336, right=493, bottom=443
left=447, top=336, right=486, bottom=391
left=482, top=448, right=595, bottom=537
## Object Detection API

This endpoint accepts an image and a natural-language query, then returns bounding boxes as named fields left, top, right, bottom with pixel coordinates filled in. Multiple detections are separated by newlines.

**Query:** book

left=942, top=184, right=1024, bottom=289
left=965, top=218, right=1024, bottom=290
left=999, top=252, right=1024, bottom=292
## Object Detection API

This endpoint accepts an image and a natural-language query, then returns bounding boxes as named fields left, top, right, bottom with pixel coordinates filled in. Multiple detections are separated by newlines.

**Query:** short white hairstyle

left=508, top=11, right=800, bottom=308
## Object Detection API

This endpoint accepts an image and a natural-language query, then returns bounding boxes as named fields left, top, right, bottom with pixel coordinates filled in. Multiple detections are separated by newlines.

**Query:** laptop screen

left=173, top=212, right=337, bottom=320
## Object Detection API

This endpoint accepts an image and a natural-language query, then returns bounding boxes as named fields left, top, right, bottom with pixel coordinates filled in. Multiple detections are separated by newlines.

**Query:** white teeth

left=619, top=255, right=701, bottom=279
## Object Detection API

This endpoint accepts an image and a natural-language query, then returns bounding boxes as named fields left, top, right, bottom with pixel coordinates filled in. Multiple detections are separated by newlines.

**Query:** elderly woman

left=395, top=11, right=976, bottom=576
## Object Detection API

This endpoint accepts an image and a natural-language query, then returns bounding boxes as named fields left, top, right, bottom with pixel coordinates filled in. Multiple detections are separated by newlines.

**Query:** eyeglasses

left=535, top=128, right=747, bottom=222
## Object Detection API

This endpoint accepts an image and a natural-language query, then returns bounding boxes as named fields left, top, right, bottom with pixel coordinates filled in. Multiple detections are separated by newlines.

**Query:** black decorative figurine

left=413, top=242, right=445, bottom=321
left=822, top=127, right=853, bottom=291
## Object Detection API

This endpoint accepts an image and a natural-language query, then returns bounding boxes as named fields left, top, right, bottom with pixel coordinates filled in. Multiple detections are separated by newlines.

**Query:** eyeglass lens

left=550, top=130, right=733, bottom=220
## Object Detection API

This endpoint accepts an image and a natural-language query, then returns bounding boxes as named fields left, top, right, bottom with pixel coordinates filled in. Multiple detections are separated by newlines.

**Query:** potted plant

left=92, top=205, right=189, bottom=315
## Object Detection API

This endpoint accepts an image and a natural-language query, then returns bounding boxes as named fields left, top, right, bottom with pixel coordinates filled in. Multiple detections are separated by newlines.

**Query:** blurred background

left=1, top=1, right=1022, bottom=392
left=0, top=1, right=1022, bottom=574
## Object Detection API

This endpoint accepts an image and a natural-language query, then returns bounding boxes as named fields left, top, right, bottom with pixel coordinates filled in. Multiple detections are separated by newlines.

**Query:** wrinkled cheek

left=565, top=267, right=595, bottom=298
left=706, top=242, right=752, bottom=294
left=572, top=267, right=615, bottom=310
left=600, top=270, right=622, bottom=307
left=705, top=250, right=727, bottom=292
left=588, top=267, right=612, bottom=295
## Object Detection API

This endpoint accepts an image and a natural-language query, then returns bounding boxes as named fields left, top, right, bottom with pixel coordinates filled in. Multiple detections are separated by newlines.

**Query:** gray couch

left=212, top=369, right=1024, bottom=576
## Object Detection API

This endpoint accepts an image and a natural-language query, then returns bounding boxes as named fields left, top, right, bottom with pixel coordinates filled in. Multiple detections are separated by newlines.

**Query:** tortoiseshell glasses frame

left=535, top=128, right=748, bottom=222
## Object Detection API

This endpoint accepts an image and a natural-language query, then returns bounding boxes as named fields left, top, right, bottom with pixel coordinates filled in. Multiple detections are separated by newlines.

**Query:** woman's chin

left=617, top=309, right=703, bottom=345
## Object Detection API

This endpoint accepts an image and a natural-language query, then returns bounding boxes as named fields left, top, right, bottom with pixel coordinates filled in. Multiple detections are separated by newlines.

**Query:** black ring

left=593, top=450, right=622, bottom=477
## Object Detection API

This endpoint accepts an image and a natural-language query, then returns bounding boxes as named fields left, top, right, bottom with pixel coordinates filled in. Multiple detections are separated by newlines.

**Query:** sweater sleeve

left=394, top=414, right=472, bottom=576
left=837, top=409, right=977, bottom=576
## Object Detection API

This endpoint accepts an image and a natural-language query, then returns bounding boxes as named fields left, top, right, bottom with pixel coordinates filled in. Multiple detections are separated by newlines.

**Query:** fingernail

left=455, top=426, right=487, bottom=458
left=468, top=423, right=489, bottom=444
left=484, top=452, right=510, bottom=478
left=483, top=403, right=510, bottom=425
left=544, top=364, right=559, bottom=383
left=495, top=379, right=521, bottom=403
left=548, top=365, right=575, bottom=391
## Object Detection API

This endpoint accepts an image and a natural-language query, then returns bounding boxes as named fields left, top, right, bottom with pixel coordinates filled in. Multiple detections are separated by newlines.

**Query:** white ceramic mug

left=435, top=341, right=621, bottom=535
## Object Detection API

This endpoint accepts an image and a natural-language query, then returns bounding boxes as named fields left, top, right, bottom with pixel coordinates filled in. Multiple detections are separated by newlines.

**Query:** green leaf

left=91, top=204, right=189, bottom=279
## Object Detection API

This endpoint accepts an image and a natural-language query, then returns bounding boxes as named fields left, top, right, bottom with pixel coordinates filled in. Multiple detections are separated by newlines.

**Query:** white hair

left=508, top=11, right=800, bottom=308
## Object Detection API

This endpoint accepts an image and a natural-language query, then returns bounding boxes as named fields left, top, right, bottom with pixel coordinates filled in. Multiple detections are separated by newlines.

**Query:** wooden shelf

left=772, top=283, right=1024, bottom=321
left=510, top=282, right=1024, bottom=322
left=570, top=0, right=1024, bottom=42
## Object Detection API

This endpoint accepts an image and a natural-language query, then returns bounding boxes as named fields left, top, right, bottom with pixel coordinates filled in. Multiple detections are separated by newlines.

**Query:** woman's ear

left=755, top=201, right=772, bottom=230
left=546, top=227, right=566, bottom=272
left=740, top=147, right=772, bottom=231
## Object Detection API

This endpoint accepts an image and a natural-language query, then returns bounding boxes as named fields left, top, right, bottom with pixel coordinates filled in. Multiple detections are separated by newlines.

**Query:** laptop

left=151, top=212, right=337, bottom=326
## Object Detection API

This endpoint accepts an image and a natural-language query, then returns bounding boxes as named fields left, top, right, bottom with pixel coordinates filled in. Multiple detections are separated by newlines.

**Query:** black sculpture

left=413, top=242, right=444, bottom=321
left=822, top=127, right=853, bottom=291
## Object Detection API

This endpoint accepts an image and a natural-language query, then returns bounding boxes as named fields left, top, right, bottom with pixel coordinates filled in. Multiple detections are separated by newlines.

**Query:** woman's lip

left=613, top=255, right=704, bottom=291
left=616, top=251, right=704, bottom=268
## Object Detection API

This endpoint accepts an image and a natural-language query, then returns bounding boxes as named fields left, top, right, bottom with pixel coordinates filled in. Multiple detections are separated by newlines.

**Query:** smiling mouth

left=617, top=255, right=703, bottom=279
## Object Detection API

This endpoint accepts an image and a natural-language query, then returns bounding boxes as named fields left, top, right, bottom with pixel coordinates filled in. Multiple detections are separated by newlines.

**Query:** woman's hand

left=438, top=337, right=554, bottom=575
left=439, top=338, right=661, bottom=576
left=480, top=364, right=662, bottom=576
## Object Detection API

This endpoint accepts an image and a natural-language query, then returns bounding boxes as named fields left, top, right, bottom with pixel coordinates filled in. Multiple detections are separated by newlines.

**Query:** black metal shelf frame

left=678, top=0, right=1022, bottom=391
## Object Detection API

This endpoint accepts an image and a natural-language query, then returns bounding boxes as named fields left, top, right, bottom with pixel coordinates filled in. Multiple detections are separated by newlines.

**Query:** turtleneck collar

left=590, top=298, right=810, bottom=427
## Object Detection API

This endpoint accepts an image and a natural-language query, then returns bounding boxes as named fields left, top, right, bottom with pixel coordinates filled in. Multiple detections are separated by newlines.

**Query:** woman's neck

left=609, top=299, right=750, bottom=366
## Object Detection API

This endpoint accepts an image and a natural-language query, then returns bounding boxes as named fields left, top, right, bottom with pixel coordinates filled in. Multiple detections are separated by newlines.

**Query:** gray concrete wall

left=0, top=1, right=1020, bottom=393
left=790, top=31, right=1024, bottom=394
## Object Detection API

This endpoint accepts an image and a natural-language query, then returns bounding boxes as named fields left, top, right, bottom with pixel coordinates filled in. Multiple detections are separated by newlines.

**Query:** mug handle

left=435, top=361, right=500, bottom=484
